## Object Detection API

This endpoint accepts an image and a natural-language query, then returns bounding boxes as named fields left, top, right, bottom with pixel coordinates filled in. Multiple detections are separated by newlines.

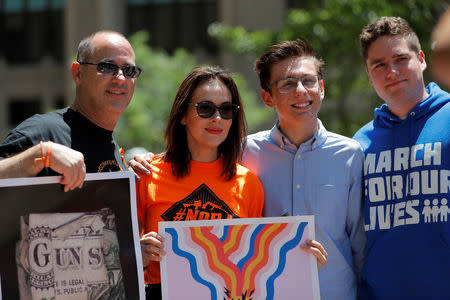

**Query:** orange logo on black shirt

left=161, top=184, right=239, bottom=221
left=97, top=160, right=122, bottom=172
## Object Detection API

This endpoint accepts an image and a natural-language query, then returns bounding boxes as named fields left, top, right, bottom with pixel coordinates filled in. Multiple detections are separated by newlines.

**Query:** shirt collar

left=269, top=119, right=328, bottom=152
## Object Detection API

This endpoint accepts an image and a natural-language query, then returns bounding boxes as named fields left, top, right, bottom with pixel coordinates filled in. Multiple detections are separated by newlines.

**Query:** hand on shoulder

left=128, top=152, right=155, bottom=180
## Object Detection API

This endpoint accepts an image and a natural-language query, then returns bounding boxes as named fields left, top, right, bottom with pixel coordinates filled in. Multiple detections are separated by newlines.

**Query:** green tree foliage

left=208, top=0, right=448, bottom=136
left=114, top=31, right=272, bottom=153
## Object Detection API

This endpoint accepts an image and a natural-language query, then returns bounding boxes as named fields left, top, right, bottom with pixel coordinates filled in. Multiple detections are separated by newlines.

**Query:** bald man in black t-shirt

left=0, top=30, right=142, bottom=191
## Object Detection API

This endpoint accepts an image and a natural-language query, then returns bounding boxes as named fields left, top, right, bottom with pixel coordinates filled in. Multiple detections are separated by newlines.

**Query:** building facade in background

left=0, top=0, right=285, bottom=138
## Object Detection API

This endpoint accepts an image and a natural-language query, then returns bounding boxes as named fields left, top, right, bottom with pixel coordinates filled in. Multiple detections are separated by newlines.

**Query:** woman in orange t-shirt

left=136, top=67, right=327, bottom=300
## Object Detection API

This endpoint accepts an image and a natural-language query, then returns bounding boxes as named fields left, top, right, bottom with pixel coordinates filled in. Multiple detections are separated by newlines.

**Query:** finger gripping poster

left=159, top=216, right=320, bottom=300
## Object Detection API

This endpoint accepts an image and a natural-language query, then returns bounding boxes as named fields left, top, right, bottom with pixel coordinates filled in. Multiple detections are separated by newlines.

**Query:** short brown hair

left=254, top=39, right=324, bottom=93
left=360, top=16, right=421, bottom=62
left=164, top=66, right=247, bottom=180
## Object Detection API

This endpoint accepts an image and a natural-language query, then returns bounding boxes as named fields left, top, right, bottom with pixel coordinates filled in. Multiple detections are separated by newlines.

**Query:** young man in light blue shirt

left=129, top=39, right=364, bottom=300
left=242, top=39, right=365, bottom=300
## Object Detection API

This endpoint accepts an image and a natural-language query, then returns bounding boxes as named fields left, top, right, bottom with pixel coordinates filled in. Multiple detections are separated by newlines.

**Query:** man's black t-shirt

left=0, top=107, right=127, bottom=175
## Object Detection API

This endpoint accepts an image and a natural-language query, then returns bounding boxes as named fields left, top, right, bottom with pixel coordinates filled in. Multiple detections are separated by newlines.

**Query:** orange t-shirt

left=137, top=157, right=264, bottom=284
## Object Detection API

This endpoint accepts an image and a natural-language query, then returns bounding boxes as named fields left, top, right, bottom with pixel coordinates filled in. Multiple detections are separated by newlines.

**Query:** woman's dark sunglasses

left=78, top=61, right=142, bottom=78
left=187, top=101, right=240, bottom=119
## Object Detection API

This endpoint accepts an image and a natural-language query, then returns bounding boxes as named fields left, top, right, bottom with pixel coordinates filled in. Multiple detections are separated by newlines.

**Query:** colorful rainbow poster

left=159, top=215, right=319, bottom=300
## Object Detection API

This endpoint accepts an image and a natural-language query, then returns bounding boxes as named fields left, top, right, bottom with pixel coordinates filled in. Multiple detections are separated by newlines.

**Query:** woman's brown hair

left=163, top=66, right=247, bottom=180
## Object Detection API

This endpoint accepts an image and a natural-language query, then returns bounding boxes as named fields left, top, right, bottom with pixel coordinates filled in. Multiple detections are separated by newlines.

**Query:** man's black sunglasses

left=187, top=101, right=240, bottom=119
left=78, top=61, right=142, bottom=78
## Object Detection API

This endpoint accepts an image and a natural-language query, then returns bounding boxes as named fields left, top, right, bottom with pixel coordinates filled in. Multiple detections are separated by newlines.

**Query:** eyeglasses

left=77, top=61, right=142, bottom=79
left=187, top=101, right=240, bottom=119
left=268, top=74, right=321, bottom=94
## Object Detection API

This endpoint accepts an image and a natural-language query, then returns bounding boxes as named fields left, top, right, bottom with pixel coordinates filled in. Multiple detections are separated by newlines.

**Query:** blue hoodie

left=353, top=83, right=450, bottom=300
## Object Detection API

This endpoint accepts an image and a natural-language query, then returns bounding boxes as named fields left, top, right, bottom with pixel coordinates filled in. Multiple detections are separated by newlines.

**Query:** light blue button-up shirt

left=242, top=119, right=366, bottom=300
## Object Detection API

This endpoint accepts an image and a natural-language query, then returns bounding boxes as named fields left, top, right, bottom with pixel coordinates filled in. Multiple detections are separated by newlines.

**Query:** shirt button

left=297, top=154, right=301, bottom=159
left=296, top=184, right=301, bottom=189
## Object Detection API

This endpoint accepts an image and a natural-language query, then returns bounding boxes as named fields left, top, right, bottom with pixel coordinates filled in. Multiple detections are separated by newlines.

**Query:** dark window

left=8, top=98, right=42, bottom=126
left=54, top=96, right=65, bottom=109
left=286, top=0, right=306, bottom=8
left=127, top=0, right=217, bottom=54
left=0, top=0, right=64, bottom=64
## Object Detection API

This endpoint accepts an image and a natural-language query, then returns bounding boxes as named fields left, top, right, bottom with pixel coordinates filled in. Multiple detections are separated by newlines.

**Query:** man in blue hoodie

left=353, top=16, right=450, bottom=299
